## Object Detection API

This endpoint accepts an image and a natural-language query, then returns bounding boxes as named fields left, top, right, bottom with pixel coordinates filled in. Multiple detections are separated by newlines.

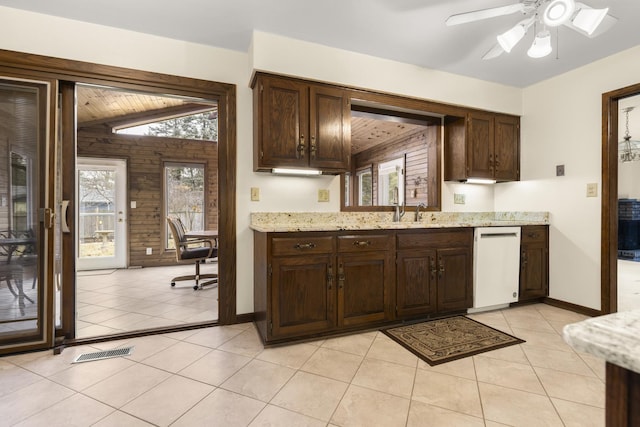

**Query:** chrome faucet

left=415, top=202, right=427, bottom=222
left=392, top=186, right=405, bottom=222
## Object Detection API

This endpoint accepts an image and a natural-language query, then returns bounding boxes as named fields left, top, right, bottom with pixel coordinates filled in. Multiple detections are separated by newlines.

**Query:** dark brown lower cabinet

left=271, top=253, right=335, bottom=338
left=255, top=228, right=477, bottom=344
left=337, top=234, right=393, bottom=327
left=606, top=362, right=640, bottom=427
left=254, top=231, right=394, bottom=343
left=396, top=229, right=473, bottom=318
left=519, top=225, right=549, bottom=301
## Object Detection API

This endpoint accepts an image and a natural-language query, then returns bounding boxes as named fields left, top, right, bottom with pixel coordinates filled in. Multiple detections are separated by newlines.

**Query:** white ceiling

left=1, top=0, right=639, bottom=87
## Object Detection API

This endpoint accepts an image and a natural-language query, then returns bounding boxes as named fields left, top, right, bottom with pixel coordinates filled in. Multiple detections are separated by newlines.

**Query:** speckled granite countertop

left=250, top=211, right=549, bottom=232
left=563, top=310, right=640, bottom=374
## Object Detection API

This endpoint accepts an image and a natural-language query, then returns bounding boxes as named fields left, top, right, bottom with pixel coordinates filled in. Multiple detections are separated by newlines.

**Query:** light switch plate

left=318, top=189, right=330, bottom=202
left=556, top=165, right=565, bottom=176
left=454, top=193, right=466, bottom=204
left=587, top=183, right=598, bottom=197
left=250, top=187, right=260, bottom=201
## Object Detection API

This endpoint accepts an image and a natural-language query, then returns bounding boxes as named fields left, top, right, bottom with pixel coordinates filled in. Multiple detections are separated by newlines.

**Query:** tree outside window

left=165, top=163, right=205, bottom=248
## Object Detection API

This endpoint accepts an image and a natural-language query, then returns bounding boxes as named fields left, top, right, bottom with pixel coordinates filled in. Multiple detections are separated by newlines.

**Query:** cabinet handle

left=521, top=251, right=527, bottom=268
left=527, top=232, right=538, bottom=239
left=430, top=258, right=437, bottom=281
left=338, top=263, right=345, bottom=289
left=294, top=242, right=316, bottom=250
left=327, top=265, right=333, bottom=290
left=438, top=258, right=444, bottom=279
left=297, top=134, right=305, bottom=159
left=310, top=135, right=316, bottom=159
left=352, top=240, right=371, bottom=247
left=494, top=154, right=500, bottom=169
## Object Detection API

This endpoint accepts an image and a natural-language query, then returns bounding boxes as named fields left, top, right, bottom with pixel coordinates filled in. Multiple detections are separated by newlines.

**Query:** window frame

left=163, top=161, right=207, bottom=250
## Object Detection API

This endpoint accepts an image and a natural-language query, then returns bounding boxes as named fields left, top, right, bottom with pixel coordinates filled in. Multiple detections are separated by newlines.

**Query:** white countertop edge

left=563, top=310, right=640, bottom=374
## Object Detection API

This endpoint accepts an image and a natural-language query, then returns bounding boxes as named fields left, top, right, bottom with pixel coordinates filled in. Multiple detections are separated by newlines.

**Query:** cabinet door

left=309, top=85, right=350, bottom=171
left=467, top=111, right=495, bottom=179
left=258, top=76, right=309, bottom=168
left=494, top=115, right=520, bottom=181
left=396, top=249, right=437, bottom=318
left=519, top=226, right=549, bottom=301
left=437, top=247, right=473, bottom=312
left=271, top=255, right=335, bottom=338
left=337, top=252, right=390, bottom=327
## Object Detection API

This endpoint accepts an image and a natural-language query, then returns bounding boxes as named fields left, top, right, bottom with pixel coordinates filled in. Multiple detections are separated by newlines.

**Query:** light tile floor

left=76, top=264, right=219, bottom=338
left=0, top=303, right=606, bottom=426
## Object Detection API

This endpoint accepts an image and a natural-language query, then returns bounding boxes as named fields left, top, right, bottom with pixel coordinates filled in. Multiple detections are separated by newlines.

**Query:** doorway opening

left=602, top=82, right=640, bottom=314
left=74, top=84, right=221, bottom=339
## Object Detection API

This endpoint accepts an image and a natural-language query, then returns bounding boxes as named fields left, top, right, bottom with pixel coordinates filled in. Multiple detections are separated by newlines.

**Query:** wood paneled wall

left=78, top=126, right=218, bottom=267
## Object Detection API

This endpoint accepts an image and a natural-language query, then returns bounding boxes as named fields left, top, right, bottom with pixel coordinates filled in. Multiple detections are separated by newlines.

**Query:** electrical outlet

left=146, top=247, right=152, bottom=255
left=587, top=183, right=598, bottom=197
left=556, top=165, right=565, bottom=176
left=454, top=193, right=466, bottom=204
left=250, top=187, right=260, bottom=201
left=318, top=189, right=330, bottom=202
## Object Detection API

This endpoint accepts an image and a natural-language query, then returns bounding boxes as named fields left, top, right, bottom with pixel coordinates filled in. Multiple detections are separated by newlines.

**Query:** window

left=377, top=157, right=404, bottom=206
left=165, top=163, right=205, bottom=248
left=118, top=111, right=218, bottom=142
left=357, top=168, right=373, bottom=206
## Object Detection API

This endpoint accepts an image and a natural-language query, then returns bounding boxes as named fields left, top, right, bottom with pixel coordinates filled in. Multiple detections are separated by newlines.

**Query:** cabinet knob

left=353, top=240, right=371, bottom=247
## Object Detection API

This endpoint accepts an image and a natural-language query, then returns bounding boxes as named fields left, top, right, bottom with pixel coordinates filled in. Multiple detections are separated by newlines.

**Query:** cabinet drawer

left=521, top=226, right=547, bottom=244
left=271, top=236, right=334, bottom=256
left=397, top=229, right=472, bottom=250
left=338, top=234, right=392, bottom=253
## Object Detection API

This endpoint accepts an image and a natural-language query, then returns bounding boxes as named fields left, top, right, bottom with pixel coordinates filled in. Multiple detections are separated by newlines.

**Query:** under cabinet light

left=466, top=178, right=497, bottom=184
left=272, top=168, right=322, bottom=176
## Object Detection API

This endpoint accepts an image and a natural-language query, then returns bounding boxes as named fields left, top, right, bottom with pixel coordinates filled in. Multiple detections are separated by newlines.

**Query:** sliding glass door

left=0, top=77, right=56, bottom=354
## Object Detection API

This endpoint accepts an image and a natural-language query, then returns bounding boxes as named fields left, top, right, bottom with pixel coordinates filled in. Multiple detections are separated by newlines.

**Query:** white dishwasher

left=469, top=226, right=521, bottom=313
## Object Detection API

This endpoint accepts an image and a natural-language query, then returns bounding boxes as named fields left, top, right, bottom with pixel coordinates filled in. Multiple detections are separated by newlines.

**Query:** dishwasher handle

left=479, top=232, right=519, bottom=238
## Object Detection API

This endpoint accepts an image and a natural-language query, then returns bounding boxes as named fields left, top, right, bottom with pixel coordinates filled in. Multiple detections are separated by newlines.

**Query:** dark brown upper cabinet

left=252, top=73, right=350, bottom=173
left=444, top=111, right=520, bottom=182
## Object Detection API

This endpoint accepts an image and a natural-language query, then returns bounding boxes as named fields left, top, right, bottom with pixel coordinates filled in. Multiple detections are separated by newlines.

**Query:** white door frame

left=76, top=157, right=127, bottom=270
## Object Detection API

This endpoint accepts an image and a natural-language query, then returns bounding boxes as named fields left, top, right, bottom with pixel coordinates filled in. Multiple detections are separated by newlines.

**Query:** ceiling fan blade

left=446, top=3, right=526, bottom=26
left=482, top=43, right=505, bottom=60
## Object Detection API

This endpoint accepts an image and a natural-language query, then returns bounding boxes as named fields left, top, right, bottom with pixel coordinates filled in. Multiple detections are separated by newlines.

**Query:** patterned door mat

left=382, top=315, right=525, bottom=366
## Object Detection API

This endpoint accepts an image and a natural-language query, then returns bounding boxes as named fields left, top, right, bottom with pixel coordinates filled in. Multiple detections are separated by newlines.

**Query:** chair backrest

left=167, top=217, right=186, bottom=261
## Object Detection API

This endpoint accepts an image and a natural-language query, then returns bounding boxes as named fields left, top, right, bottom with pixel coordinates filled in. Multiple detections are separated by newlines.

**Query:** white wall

left=496, top=45, right=640, bottom=310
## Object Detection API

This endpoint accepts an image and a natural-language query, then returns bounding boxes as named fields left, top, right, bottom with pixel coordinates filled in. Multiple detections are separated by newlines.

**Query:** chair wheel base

left=193, top=285, right=199, bottom=290
left=171, top=282, right=176, bottom=287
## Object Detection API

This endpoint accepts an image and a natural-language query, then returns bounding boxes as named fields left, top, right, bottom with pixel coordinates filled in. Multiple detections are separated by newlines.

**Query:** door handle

left=61, top=200, right=71, bottom=233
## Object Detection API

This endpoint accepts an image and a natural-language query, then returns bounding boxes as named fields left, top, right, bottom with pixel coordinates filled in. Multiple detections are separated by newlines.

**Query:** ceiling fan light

left=527, top=31, right=552, bottom=58
left=497, top=23, right=526, bottom=52
left=572, top=7, right=609, bottom=35
left=543, top=0, right=576, bottom=27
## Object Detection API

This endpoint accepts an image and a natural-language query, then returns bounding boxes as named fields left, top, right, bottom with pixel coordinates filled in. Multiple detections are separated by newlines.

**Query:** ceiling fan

left=445, top=0, right=617, bottom=59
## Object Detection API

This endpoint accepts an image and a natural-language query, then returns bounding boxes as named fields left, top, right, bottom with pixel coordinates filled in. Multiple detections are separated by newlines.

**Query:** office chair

left=166, top=217, right=218, bottom=290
